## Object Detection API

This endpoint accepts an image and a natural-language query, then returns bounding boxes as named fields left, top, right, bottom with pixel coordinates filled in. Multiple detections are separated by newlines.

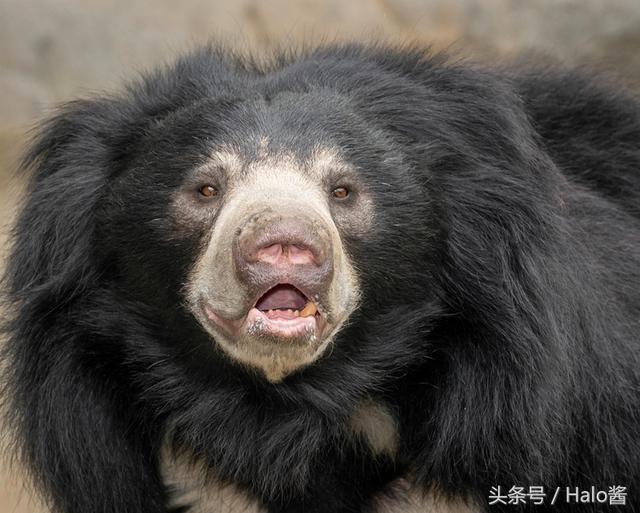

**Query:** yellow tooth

left=299, top=302, right=317, bottom=317
left=294, top=310, right=300, bottom=317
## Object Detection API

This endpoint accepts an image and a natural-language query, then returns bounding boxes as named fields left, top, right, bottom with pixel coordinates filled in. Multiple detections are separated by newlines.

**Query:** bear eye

left=332, top=187, right=349, bottom=199
left=199, top=185, right=218, bottom=198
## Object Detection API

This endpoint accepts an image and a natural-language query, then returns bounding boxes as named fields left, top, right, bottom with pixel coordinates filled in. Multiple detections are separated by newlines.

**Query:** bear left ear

left=7, top=99, right=124, bottom=307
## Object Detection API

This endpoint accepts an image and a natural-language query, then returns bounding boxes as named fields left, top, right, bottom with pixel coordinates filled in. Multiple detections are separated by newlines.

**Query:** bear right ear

left=6, top=99, right=123, bottom=307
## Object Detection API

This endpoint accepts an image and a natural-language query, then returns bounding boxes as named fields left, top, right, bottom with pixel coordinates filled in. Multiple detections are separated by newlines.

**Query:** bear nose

left=234, top=213, right=333, bottom=289
left=254, top=242, right=318, bottom=266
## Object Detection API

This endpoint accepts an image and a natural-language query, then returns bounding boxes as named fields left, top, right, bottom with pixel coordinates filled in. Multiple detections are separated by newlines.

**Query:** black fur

left=3, top=44, right=639, bottom=512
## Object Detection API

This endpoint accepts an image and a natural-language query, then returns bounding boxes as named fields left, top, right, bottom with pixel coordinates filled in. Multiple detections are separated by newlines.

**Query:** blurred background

left=1, top=0, right=640, bottom=511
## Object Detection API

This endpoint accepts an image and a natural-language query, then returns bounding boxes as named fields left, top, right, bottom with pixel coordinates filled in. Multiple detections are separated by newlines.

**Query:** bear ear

left=6, top=99, right=123, bottom=307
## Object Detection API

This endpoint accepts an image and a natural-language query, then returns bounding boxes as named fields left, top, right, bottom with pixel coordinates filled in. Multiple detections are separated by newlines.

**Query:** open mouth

left=247, top=284, right=322, bottom=339
left=255, top=284, right=318, bottom=319
left=203, top=283, right=325, bottom=342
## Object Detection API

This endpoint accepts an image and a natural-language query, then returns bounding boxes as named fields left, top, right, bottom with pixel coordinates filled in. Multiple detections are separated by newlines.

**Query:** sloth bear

left=3, top=44, right=640, bottom=513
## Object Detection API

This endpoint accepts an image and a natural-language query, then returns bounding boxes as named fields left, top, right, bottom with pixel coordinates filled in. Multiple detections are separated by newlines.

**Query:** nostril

left=255, top=243, right=283, bottom=265
left=253, top=243, right=318, bottom=266
left=287, top=244, right=316, bottom=265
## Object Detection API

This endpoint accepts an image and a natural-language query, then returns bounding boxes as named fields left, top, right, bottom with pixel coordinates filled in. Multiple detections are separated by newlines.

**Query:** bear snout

left=233, top=211, right=334, bottom=296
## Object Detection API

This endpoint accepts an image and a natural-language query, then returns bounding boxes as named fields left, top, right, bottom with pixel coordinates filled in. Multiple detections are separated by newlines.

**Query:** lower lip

left=246, top=308, right=317, bottom=338
left=203, top=305, right=319, bottom=340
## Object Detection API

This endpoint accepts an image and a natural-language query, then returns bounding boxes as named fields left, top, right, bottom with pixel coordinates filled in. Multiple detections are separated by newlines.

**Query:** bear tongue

left=255, top=284, right=308, bottom=311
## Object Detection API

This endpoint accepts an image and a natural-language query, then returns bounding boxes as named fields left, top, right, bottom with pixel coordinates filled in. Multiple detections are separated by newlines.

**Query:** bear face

left=96, top=87, right=433, bottom=381
left=182, top=145, right=364, bottom=383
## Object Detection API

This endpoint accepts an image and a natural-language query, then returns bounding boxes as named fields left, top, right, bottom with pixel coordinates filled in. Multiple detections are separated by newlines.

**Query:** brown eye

left=332, top=187, right=349, bottom=199
left=199, top=185, right=218, bottom=198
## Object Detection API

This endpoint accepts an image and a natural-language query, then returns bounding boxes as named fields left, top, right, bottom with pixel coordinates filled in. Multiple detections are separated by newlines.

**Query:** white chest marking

left=373, top=478, right=483, bottom=513
left=160, top=447, right=266, bottom=513
left=349, top=400, right=399, bottom=457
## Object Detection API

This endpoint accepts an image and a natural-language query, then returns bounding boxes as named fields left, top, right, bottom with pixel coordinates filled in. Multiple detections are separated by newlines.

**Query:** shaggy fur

left=3, top=44, right=640, bottom=512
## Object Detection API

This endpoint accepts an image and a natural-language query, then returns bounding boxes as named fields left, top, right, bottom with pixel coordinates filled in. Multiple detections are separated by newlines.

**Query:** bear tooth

left=299, top=302, right=317, bottom=317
